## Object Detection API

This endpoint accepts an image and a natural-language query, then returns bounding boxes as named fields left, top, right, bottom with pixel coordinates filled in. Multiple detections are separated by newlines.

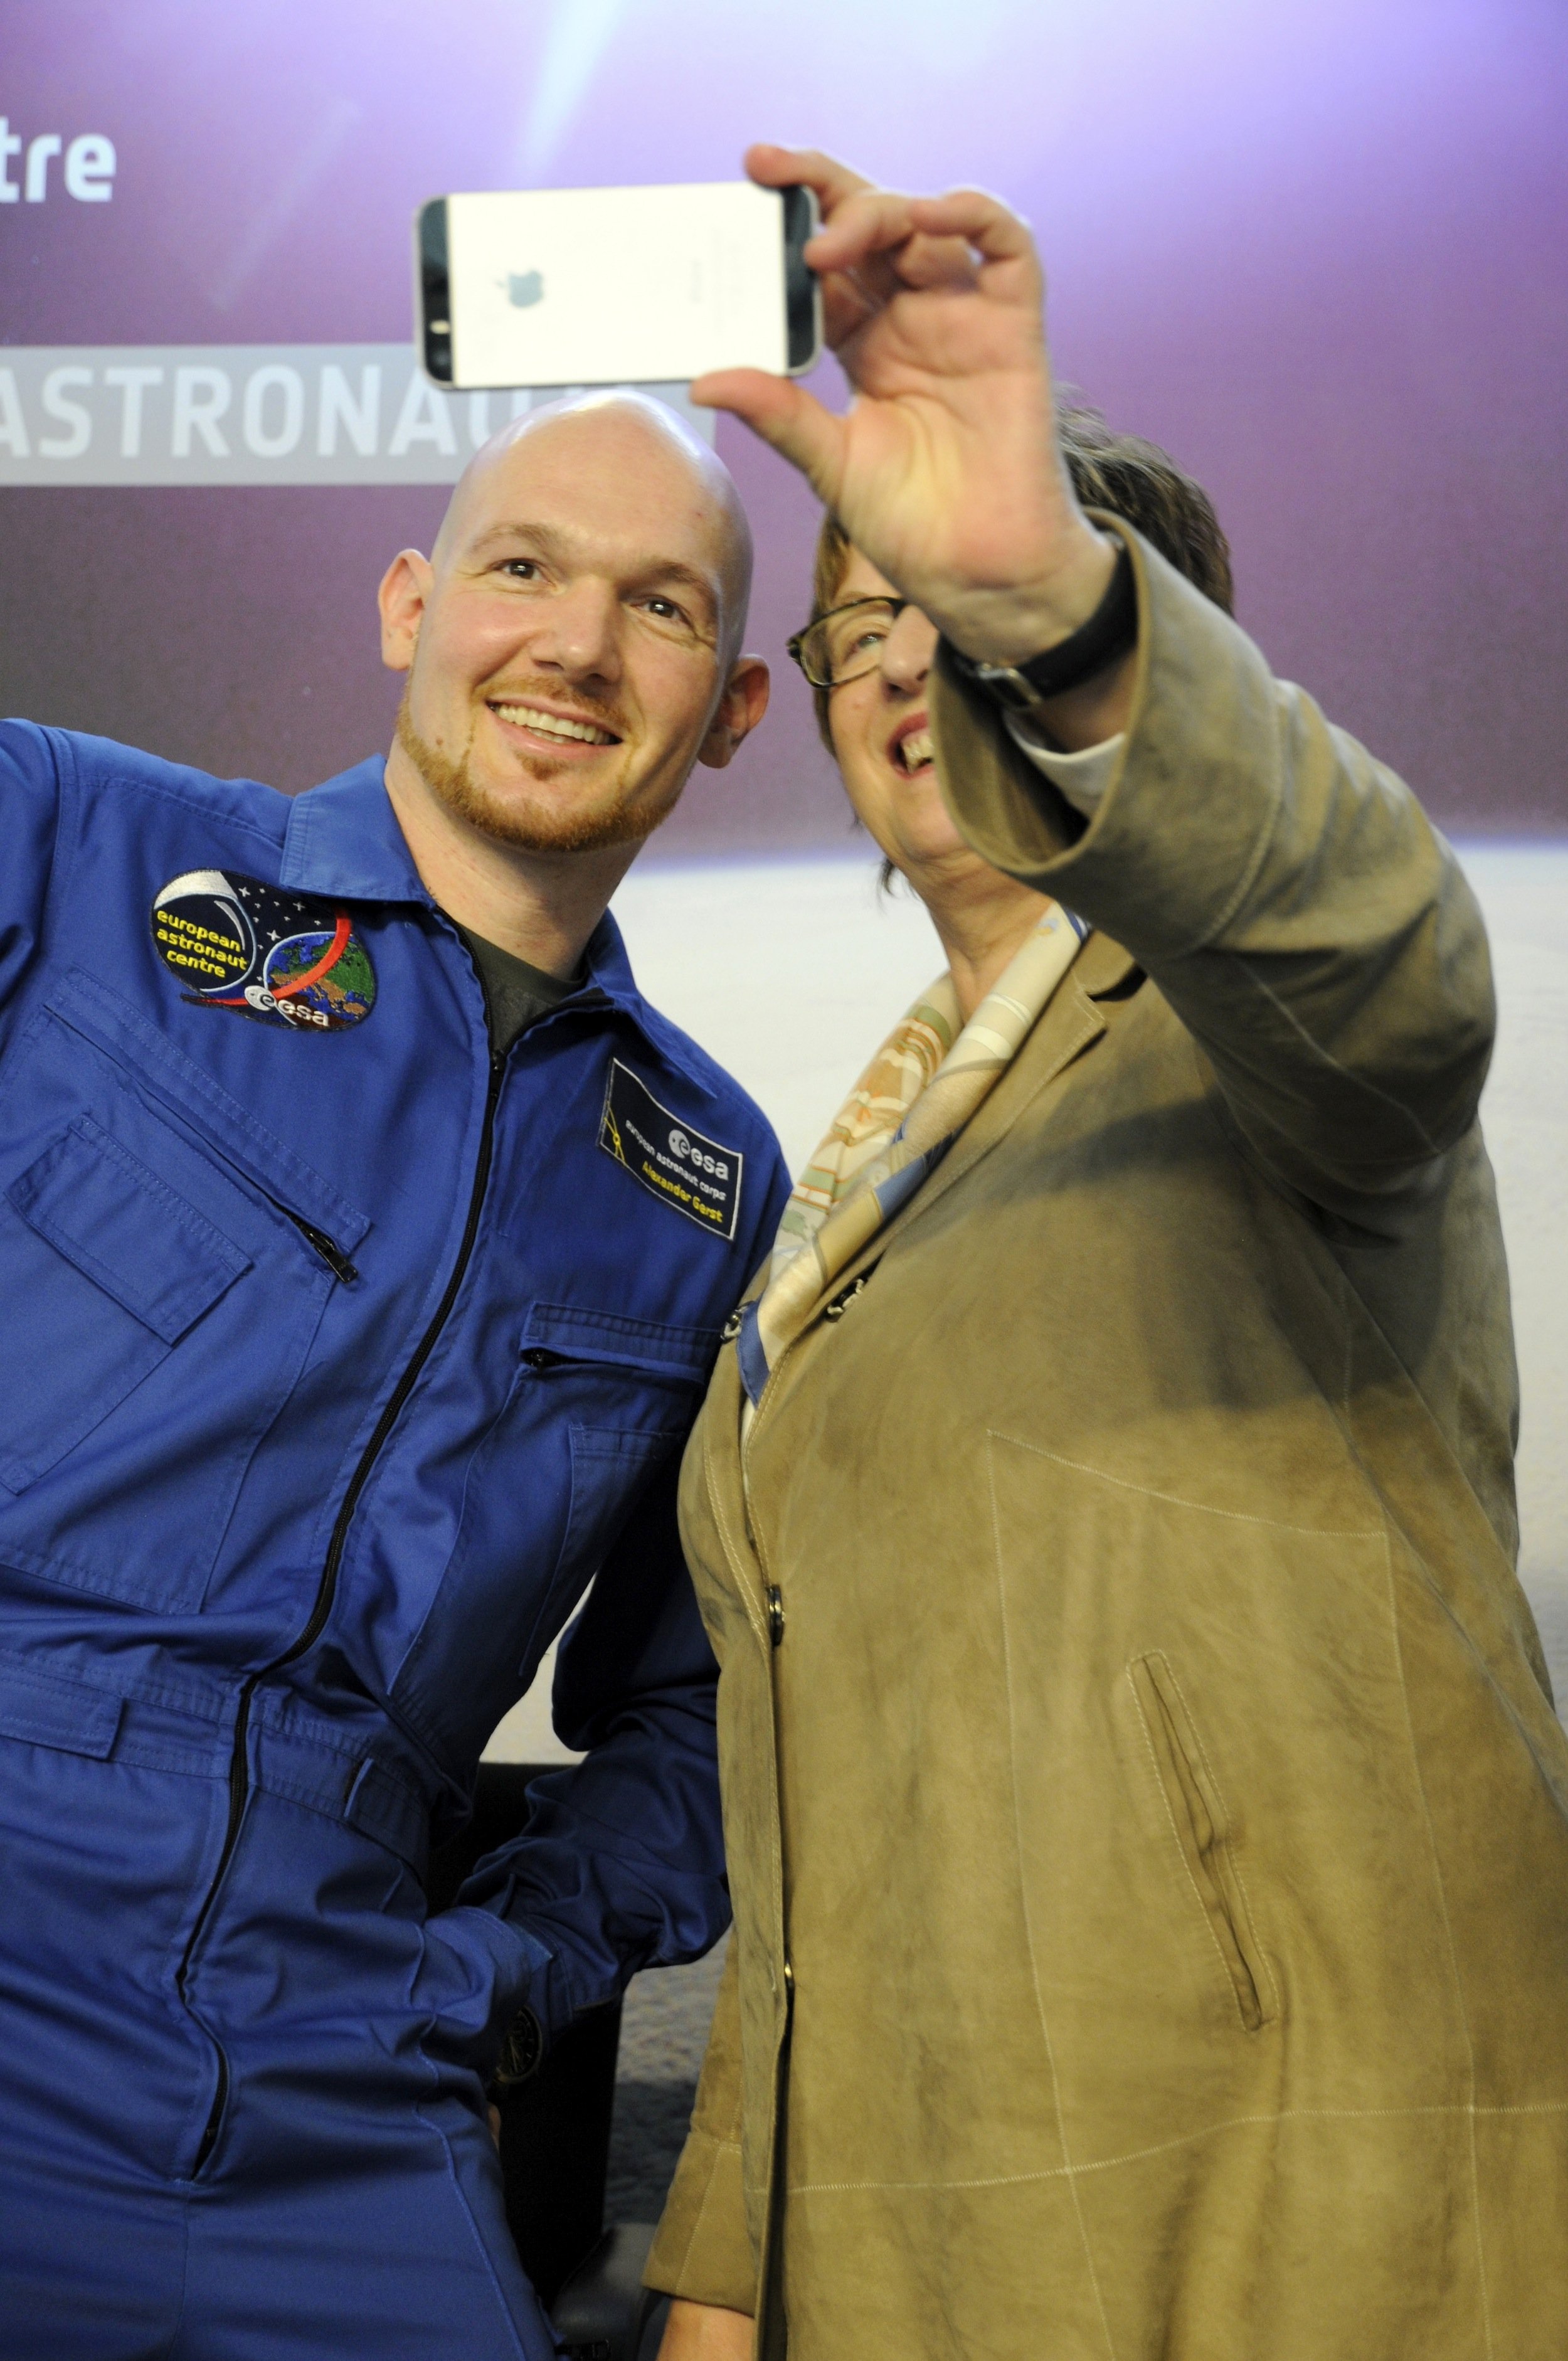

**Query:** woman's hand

left=692, top=144, right=1115, bottom=669
left=656, top=2296, right=755, bottom=2358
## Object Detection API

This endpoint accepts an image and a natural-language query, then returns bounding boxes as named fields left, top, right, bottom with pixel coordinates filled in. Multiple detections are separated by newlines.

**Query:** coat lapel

left=792, top=930, right=1136, bottom=1310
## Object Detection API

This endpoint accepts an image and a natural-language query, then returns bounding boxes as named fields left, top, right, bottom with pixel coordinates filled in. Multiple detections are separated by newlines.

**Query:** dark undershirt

left=456, top=923, right=580, bottom=1054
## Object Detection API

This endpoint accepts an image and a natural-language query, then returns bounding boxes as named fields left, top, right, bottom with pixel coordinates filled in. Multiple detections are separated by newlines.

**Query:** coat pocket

left=1127, top=1651, right=1273, bottom=2033
left=0, top=1116, right=250, bottom=1492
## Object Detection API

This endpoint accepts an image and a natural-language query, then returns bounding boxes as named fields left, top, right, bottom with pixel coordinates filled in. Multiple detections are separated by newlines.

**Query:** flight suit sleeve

left=644, top=1937, right=758, bottom=2311
left=456, top=1449, right=731, bottom=2035
left=928, top=519, right=1495, bottom=1238
left=0, top=721, right=69, bottom=1021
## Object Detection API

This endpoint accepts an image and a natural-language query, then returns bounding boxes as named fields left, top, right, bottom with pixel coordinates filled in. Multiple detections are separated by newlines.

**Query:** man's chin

left=469, top=784, right=675, bottom=857
left=397, top=704, right=677, bottom=856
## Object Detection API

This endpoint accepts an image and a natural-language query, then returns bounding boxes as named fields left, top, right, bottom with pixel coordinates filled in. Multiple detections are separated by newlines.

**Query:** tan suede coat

left=645, top=526, right=1568, bottom=2358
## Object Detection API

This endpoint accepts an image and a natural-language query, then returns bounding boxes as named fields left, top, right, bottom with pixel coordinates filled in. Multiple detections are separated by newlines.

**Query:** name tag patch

left=599, top=1059, right=742, bottom=1243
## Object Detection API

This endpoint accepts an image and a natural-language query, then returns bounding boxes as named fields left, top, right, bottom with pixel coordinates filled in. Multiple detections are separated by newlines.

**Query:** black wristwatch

left=946, top=537, right=1136, bottom=725
left=491, top=2002, right=544, bottom=2088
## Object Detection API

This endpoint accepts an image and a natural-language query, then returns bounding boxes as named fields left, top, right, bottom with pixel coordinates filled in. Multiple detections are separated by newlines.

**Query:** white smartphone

left=416, top=181, right=821, bottom=391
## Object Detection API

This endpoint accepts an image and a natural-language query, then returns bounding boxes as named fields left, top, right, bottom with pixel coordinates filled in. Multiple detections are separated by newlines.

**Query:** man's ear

left=697, top=655, right=771, bottom=770
left=378, top=549, right=433, bottom=674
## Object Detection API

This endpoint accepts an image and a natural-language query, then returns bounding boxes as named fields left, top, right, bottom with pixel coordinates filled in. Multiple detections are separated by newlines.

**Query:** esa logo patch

left=151, top=870, right=376, bottom=1032
left=599, top=1059, right=743, bottom=1243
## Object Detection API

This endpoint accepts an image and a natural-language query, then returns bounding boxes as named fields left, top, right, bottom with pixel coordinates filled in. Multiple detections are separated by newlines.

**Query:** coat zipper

left=177, top=1051, right=506, bottom=2173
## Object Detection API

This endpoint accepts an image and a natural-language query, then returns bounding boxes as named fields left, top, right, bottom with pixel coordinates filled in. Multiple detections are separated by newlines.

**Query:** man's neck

left=382, top=740, right=641, bottom=980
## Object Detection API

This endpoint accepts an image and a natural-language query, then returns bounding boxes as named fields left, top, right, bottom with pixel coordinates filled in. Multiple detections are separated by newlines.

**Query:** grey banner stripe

left=0, top=345, right=712, bottom=486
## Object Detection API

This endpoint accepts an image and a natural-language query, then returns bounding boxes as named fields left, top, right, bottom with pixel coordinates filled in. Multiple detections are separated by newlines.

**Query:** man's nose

left=522, top=580, right=623, bottom=682
left=879, top=603, right=938, bottom=695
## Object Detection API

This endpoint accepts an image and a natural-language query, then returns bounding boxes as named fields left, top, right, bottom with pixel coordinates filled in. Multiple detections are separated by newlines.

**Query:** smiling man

left=0, top=391, right=788, bottom=2360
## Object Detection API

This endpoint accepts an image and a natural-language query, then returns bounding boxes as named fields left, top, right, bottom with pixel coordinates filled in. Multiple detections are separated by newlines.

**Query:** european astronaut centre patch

left=599, top=1058, right=743, bottom=1243
left=151, top=870, right=376, bottom=1031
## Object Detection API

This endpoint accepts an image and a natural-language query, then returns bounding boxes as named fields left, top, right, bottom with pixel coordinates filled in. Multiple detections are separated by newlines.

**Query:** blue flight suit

left=0, top=723, right=787, bottom=2360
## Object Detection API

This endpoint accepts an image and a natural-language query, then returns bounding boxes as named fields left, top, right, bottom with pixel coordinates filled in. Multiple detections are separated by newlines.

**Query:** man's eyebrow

left=467, top=522, right=719, bottom=612
left=633, top=557, right=719, bottom=609
left=467, top=520, right=573, bottom=561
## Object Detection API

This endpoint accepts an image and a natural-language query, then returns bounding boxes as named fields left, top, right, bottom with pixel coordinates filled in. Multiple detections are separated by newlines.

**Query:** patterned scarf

left=736, top=901, right=1087, bottom=1407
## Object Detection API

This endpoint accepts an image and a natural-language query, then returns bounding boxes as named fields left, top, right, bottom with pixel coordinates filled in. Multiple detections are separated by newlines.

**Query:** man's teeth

left=899, top=728, right=933, bottom=771
left=492, top=703, right=615, bottom=746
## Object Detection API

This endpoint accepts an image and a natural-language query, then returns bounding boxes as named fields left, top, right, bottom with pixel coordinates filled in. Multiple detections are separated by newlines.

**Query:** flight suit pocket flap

left=522, top=1300, right=718, bottom=1380
left=0, top=1660, right=124, bottom=1758
left=45, top=967, right=371, bottom=1251
left=8, top=1116, right=251, bottom=1344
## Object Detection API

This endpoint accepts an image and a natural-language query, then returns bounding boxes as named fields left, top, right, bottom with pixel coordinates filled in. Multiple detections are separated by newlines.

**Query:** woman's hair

left=803, top=406, right=1234, bottom=752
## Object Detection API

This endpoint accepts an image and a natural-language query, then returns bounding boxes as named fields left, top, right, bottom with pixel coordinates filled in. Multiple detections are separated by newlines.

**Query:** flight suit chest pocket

left=507, top=1302, right=716, bottom=1669
left=0, top=1115, right=252, bottom=1493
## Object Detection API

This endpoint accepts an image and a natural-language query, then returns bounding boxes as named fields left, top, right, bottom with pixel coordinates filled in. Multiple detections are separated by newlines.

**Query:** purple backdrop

left=1, top=0, right=1564, bottom=846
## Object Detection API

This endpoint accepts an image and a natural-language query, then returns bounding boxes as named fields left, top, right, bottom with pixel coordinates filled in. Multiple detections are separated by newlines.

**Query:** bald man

left=0, top=393, right=788, bottom=2360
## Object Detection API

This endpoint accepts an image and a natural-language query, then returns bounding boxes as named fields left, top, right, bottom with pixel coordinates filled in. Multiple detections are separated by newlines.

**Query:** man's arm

left=0, top=722, right=70, bottom=1021
left=453, top=1452, right=731, bottom=2039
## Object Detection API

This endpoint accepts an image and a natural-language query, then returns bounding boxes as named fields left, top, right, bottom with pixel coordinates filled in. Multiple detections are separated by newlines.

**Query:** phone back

left=430, top=181, right=792, bottom=390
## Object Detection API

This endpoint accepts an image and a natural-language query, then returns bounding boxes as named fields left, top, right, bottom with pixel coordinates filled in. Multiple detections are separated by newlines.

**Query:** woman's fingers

left=805, top=186, right=921, bottom=277
left=689, top=370, right=847, bottom=505
left=738, top=152, right=1016, bottom=352
left=896, top=228, right=987, bottom=292
left=740, top=149, right=923, bottom=346
left=742, top=142, right=871, bottom=219
left=740, top=152, right=1037, bottom=300
left=817, top=267, right=881, bottom=349
left=820, top=185, right=1038, bottom=320
left=906, top=189, right=1043, bottom=295
left=807, top=189, right=959, bottom=341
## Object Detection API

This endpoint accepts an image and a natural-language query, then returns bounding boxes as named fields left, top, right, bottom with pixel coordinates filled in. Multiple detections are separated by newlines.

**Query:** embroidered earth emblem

left=151, top=870, right=378, bottom=1031
left=263, top=927, right=377, bottom=1024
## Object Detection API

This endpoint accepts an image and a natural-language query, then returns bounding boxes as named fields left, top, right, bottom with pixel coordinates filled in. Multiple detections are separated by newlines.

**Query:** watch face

left=493, top=2005, right=544, bottom=2086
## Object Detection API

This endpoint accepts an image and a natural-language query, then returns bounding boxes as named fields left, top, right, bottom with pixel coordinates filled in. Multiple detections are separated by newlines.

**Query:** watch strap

left=948, top=538, right=1136, bottom=715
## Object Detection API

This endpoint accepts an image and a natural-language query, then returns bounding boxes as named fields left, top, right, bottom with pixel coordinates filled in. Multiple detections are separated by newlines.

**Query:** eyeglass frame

left=787, top=595, right=914, bottom=692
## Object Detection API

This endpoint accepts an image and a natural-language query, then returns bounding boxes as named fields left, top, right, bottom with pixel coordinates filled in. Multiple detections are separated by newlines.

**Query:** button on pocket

left=0, top=1117, right=250, bottom=1494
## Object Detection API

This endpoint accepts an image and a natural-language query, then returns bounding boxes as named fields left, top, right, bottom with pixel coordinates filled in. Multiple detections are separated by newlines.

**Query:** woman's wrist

left=934, top=523, right=1118, bottom=671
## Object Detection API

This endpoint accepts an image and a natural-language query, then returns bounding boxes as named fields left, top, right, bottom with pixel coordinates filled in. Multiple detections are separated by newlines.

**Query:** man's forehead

left=432, top=392, right=753, bottom=641
left=451, top=420, right=727, bottom=572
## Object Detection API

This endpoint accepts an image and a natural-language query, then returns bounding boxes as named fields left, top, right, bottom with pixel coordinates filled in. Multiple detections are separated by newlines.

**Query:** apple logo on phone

left=507, top=270, right=544, bottom=308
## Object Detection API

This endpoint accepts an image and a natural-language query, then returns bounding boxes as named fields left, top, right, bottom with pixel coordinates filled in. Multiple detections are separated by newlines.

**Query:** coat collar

left=279, top=755, right=716, bottom=1097
left=881, top=930, right=1136, bottom=1231
left=780, top=928, right=1138, bottom=1319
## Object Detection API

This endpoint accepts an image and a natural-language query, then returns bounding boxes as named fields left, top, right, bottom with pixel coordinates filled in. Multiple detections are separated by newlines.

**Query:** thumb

left=690, top=369, right=845, bottom=507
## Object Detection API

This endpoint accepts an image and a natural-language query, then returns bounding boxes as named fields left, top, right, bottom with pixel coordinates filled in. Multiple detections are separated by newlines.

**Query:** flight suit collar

left=280, top=757, right=428, bottom=905
left=278, top=755, right=716, bottom=1096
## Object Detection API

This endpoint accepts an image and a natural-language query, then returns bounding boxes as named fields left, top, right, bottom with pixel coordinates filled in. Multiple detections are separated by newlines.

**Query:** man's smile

left=487, top=694, right=623, bottom=752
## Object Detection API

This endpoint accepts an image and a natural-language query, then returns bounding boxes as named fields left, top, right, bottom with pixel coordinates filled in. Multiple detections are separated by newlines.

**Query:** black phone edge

left=418, top=198, right=453, bottom=386
left=782, top=185, right=822, bottom=374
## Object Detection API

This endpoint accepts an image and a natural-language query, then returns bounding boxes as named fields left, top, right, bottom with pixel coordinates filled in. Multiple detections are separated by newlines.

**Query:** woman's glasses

left=787, top=597, right=912, bottom=691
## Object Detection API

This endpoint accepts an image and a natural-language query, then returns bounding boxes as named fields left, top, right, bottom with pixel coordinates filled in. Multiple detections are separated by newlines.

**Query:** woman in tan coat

left=650, top=146, right=1568, bottom=2359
